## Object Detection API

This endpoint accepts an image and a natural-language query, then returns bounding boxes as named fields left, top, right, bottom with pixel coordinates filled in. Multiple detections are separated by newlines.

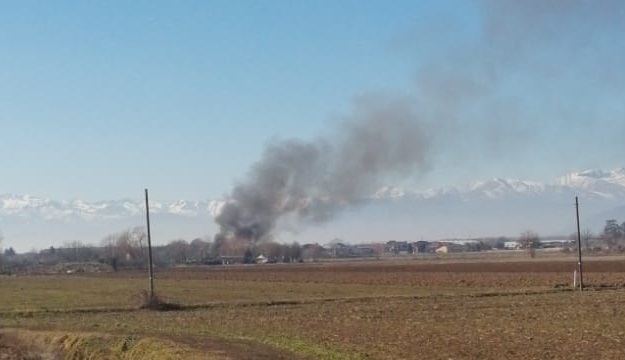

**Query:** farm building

left=504, top=241, right=521, bottom=250
left=385, top=240, right=412, bottom=255
left=540, top=239, right=573, bottom=249
left=412, top=241, right=429, bottom=254
left=435, top=243, right=465, bottom=254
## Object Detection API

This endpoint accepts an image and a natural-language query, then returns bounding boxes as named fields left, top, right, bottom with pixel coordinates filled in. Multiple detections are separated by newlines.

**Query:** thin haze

left=414, top=0, right=625, bottom=183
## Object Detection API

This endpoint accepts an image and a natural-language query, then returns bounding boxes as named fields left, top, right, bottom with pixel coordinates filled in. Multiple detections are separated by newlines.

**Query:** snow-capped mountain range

left=0, top=196, right=221, bottom=221
left=2, top=168, right=625, bottom=251
left=375, top=168, right=625, bottom=201
left=4, top=168, right=625, bottom=221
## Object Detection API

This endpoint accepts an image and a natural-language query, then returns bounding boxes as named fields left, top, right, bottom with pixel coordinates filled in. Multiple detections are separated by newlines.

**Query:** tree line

left=565, top=219, right=625, bottom=253
left=0, top=226, right=304, bottom=273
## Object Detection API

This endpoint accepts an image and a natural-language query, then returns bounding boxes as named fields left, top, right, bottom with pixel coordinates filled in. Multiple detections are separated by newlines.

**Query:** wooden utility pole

left=575, top=196, right=584, bottom=291
left=145, top=188, right=155, bottom=301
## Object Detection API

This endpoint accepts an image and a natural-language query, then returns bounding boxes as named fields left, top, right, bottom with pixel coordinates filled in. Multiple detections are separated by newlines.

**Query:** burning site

left=209, top=0, right=625, bottom=256
left=3, top=2, right=625, bottom=359
left=212, top=95, right=431, bottom=252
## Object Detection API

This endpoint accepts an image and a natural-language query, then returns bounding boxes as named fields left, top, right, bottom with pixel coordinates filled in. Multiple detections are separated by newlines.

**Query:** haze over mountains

left=2, top=168, right=624, bottom=252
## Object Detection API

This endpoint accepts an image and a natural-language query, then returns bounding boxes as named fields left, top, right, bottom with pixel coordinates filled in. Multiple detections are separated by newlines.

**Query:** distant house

left=385, top=241, right=412, bottom=255
left=435, top=243, right=465, bottom=254
left=462, top=240, right=482, bottom=252
left=256, top=254, right=268, bottom=264
left=540, top=239, right=571, bottom=249
left=329, top=243, right=353, bottom=258
left=353, top=246, right=375, bottom=257
left=504, top=241, right=521, bottom=250
left=413, top=241, right=429, bottom=254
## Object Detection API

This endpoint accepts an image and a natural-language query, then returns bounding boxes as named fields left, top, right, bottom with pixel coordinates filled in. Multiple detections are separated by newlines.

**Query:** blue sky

left=1, top=0, right=624, bottom=201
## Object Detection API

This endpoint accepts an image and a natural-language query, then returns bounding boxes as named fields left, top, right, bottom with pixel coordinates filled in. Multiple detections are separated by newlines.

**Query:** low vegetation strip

left=0, top=330, right=223, bottom=360
left=0, top=331, right=60, bottom=360
left=1, top=329, right=319, bottom=360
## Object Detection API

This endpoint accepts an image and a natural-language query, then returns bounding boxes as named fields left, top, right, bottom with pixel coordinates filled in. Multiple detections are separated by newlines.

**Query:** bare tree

left=166, top=239, right=190, bottom=265
left=519, top=230, right=540, bottom=258
left=302, top=243, right=324, bottom=262
left=98, top=227, right=148, bottom=270
left=189, top=238, right=212, bottom=263
left=133, top=226, right=146, bottom=250
left=0, top=227, right=4, bottom=268
left=288, top=242, right=302, bottom=262
left=118, top=227, right=148, bottom=268
left=218, top=238, right=249, bottom=258
left=101, top=234, right=120, bottom=271
left=59, top=240, right=98, bottom=263
left=581, top=229, right=594, bottom=252
left=371, top=243, right=384, bottom=259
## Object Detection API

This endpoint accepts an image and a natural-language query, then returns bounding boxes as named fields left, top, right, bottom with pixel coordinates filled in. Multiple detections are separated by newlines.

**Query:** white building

left=504, top=241, right=521, bottom=250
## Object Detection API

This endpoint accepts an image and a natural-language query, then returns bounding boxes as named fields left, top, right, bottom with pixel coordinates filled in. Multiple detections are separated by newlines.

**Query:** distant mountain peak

left=372, top=167, right=625, bottom=201
left=0, top=194, right=214, bottom=221
left=2, top=166, right=625, bottom=252
left=3, top=167, right=625, bottom=221
left=578, top=169, right=609, bottom=178
left=557, top=167, right=625, bottom=198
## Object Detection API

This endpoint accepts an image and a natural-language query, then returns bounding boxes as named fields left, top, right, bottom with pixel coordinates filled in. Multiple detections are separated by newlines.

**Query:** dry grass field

left=2, top=253, right=625, bottom=359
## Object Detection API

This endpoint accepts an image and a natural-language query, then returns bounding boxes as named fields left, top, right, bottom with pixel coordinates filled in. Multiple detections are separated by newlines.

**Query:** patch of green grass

left=260, top=335, right=362, bottom=360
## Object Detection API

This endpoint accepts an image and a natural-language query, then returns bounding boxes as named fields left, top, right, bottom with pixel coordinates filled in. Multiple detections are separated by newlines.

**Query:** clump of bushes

left=134, top=290, right=183, bottom=311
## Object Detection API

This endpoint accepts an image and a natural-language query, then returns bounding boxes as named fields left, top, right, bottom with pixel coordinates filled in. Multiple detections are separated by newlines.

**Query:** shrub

left=133, top=290, right=182, bottom=311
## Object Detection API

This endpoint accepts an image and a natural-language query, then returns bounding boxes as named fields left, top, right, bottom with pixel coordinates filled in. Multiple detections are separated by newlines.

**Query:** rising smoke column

left=215, top=0, right=625, bottom=244
left=214, top=95, right=430, bottom=242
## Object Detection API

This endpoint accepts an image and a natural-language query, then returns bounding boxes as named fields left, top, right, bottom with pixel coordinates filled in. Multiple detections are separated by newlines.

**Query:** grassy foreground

left=2, top=256, right=625, bottom=359
left=0, top=329, right=215, bottom=360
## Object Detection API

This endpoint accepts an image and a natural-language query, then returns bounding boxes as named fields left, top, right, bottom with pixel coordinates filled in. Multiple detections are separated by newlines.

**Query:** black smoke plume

left=215, top=95, right=430, bottom=242
left=215, top=0, right=625, bottom=243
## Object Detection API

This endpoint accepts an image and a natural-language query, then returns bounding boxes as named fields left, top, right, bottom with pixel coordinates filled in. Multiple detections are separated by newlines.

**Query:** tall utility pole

left=575, top=196, right=584, bottom=291
left=145, top=188, right=155, bottom=301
